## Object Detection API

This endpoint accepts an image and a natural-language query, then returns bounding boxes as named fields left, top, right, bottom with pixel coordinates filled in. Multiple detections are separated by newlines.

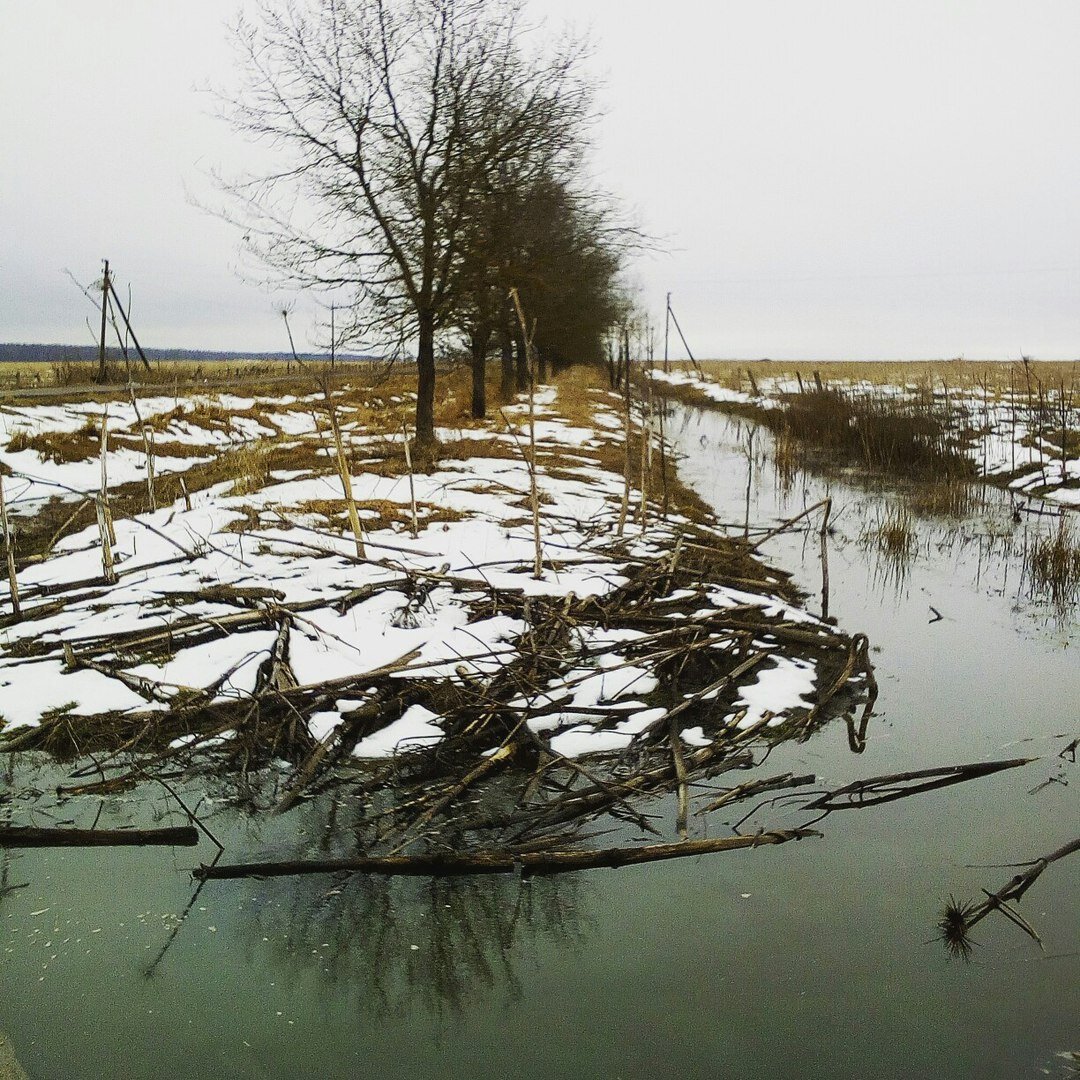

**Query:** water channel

left=1, top=402, right=1077, bottom=1078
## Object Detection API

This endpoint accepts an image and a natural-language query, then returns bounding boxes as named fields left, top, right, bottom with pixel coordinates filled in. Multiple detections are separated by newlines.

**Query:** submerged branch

left=194, top=828, right=820, bottom=881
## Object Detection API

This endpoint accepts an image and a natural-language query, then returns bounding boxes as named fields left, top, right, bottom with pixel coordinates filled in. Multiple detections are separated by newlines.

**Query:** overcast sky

left=3, top=1, right=1079, bottom=359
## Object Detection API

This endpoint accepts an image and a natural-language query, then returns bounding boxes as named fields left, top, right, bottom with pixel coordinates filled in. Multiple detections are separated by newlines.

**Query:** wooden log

left=0, top=825, right=199, bottom=848
left=194, top=828, right=819, bottom=881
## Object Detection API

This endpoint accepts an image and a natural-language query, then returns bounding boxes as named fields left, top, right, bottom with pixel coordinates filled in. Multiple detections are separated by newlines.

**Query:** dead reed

left=772, top=388, right=974, bottom=479
left=1026, top=518, right=1080, bottom=608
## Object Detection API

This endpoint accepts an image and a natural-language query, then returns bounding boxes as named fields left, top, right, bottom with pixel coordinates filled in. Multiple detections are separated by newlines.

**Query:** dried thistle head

left=938, top=895, right=979, bottom=961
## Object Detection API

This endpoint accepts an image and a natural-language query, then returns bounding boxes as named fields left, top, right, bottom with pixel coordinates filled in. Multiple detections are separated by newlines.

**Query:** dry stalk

left=509, top=287, right=543, bottom=580
left=616, top=356, right=633, bottom=536
left=99, top=413, right=116, bottom=546
left=129, top=388, right=157, bottom=511
left=324, top=392, right=366, bottom=558
left=96, top=414, right=116, bottom=584
left=0, top=471, right=20, bottom=619
left=401, top=420, right=419, bottom=539
left=638, top=397, right=650, bottom=528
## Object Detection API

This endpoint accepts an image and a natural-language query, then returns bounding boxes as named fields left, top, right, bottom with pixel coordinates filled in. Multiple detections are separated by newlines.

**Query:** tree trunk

left=514, top=327, right=528, bottom=393
left=470, top=329, right=490, bottom=419
left=536, top=345, right=549, bottom=385
left=415, top=310, right=437, bottom=449
left=499, top=324, right=515, bottom=401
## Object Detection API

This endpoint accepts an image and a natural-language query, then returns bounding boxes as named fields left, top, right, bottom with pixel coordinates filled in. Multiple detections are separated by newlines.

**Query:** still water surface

left=1, top=404, right=1077, bottom=1079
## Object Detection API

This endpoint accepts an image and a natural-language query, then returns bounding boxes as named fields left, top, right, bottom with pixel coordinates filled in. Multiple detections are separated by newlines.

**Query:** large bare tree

left=220, top=0, right=593, bottom=448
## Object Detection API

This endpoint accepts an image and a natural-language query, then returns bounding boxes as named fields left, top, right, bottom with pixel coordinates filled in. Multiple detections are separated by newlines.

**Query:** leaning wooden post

left=509, top=288, right=543, bottom=580
left=324, top=393, right=365, bottom=558
left=0, top=471, right=21, bottom=619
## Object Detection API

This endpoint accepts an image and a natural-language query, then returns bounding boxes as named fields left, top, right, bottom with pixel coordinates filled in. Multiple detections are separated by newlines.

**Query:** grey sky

left=3, top=1, right=1079, bottom=359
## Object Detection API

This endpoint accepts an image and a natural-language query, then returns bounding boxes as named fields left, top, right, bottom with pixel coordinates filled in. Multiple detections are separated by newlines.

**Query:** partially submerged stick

left=0, top=825, right=198, bottom=848
left=194, top=829, right=819, bottom=881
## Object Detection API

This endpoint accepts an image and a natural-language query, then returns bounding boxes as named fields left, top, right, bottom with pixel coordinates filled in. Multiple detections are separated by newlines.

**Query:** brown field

left=687, top=357, right=1080, bottom=397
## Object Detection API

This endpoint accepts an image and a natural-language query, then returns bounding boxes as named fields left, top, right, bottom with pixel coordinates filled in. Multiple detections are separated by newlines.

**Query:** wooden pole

left=667, top=301, right=702, bottom=377
left=107, top=280, right=151, bottom=371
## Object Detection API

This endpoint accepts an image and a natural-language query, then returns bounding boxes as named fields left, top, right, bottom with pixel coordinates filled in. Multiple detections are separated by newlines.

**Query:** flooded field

left=1, top=400, right=1078, bottom=1079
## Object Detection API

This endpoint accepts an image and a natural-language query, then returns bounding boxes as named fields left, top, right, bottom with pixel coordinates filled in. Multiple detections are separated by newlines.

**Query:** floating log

left=194, top=828, right=819, bottom=881
left=0, top=825, right=199, bottom=848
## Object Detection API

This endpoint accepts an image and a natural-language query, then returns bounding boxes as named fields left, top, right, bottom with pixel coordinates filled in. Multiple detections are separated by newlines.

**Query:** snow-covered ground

left=0, top=381, right=846, bottom=770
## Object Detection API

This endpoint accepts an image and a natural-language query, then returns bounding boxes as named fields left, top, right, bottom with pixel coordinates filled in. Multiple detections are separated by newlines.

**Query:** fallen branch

left=194, top=828, right=820, bottom=881
left=0, top=825, right=199, bottom=848
left=804, top=757, right=1033, bottom=813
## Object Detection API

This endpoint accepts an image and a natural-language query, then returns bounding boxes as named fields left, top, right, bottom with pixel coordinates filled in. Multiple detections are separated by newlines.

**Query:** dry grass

left=693, top=358, right=1080, bottom=397
left=771, top=428, right=803, bottom=494
left=1027, top=519, right=1080, bottom=608
left=6, top=421, right=101, bottom=463
left=766, top=388, right=974, bottom=479
left=860, top=506, right=918, bottom=588
left=903, top=477, right=986, bottom=519
left=228, top=445, right=274, bottom=496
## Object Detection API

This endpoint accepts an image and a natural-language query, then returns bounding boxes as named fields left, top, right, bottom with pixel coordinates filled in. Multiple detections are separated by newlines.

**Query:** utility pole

left=97, top=259, right=110, bottom=383
left=664, top=291, right=671, bottom=374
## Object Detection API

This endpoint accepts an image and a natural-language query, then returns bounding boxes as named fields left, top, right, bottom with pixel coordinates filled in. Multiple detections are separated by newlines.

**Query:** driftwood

left=0, top=825, right=199, bottom=848
left=193, top=828, right=820, bottom=881
left=803, top=757, right=1033, bottom=813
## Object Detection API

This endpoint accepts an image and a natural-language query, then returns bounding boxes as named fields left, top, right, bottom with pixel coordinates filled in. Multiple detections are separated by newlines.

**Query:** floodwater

left=1, top=403, right=1078, bottom=1079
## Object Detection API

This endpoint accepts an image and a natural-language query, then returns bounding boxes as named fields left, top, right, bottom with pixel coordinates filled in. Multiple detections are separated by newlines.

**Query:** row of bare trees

left=219, top=0, right=637, bottom=447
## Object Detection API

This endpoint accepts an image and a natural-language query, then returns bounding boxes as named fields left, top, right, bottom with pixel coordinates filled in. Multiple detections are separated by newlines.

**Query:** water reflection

left=672, top=403, right=1080, bottom=625
left=238, top=864, right=583, bottom=1024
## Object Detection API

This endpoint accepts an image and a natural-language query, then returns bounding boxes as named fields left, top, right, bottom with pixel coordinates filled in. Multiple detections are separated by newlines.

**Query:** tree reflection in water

left=238, top=844, right=584, bottom=1023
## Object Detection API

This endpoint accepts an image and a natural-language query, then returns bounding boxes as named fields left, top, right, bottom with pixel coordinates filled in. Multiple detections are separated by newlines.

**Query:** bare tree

left=219, top=0, right=595, bottom=448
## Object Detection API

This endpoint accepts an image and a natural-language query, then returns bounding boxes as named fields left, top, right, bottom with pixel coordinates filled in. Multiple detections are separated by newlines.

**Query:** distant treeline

left=0, top=343, right=374, bottom=365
